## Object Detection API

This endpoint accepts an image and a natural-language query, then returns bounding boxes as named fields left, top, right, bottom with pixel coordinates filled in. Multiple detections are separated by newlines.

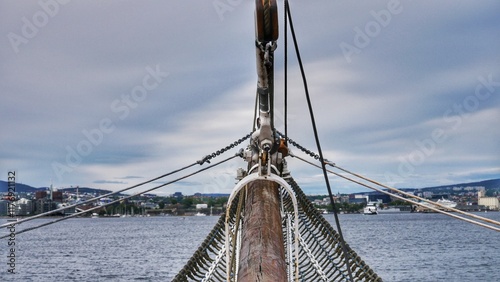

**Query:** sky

left=1, top=0, right=499, bottom=196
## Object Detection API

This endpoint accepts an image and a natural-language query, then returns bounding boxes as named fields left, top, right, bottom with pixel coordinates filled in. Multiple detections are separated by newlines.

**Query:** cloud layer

left=1, top=1, right=499, bottom=195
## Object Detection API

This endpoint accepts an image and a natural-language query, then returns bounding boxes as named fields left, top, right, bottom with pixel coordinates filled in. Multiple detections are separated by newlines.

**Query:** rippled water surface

left=1, top=212, right=499, bottom=281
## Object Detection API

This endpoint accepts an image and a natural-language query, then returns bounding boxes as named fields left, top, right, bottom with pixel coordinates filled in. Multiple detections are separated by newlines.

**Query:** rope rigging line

left=283, top=0, right=288, bottom=145
left=0, top=133, right=251, bottom=230
left=284, top=1, right=355, bottom=281
left=289, top=151, right=500, bottom=233
left=283, top=178, right=382, bottom=281
left=1, top=162, right=196, bottom=228
left=0, top=153, right=241, bottom=240
left=283, top=135, right=500, bottom=229
left=174, top=189, right=245, bottom=281
left=227, top=188, right=245, bottom=280
left=331, top=164, right=500, bottom=228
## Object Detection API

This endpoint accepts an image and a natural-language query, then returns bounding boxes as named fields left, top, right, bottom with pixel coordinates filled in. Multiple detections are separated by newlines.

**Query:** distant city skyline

left=1, top=178, right=498, bottom=198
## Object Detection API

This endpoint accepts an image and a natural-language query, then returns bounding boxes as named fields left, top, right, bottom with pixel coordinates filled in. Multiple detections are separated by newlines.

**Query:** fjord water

left=1, top=213, right=499, bottom=281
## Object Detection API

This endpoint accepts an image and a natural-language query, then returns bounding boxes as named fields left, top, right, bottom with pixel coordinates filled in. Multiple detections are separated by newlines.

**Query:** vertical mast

left=238, top=1, right=287, bottom=281
left=250, top=0, right=280, bottom=175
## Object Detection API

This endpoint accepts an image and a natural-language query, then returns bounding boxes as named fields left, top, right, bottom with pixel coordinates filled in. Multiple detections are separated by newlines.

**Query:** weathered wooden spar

left=237, top=181, right=287, bottom=281
left=173, top=1, right=382, bottom=281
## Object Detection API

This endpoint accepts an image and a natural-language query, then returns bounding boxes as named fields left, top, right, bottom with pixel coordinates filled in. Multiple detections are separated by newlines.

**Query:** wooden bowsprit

left=173, top=174, right=382, bottom=281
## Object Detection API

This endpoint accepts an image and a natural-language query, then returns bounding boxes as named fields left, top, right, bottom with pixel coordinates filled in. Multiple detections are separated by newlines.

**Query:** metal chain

left=286, top=136, right=319, bottom=159
left=202, top=245, right=226, bottom=282
left=285, top=177, right=383, bottom=281
left=279, top=132, right=335, bottom=165
left=298, top=235, right=328, bottom=281
left=197, top=133, right=251, bottom=165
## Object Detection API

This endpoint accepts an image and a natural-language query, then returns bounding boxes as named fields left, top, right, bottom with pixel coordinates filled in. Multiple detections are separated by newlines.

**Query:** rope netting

left=284, top=177, right=382, bottom=282
left=173, top=176, right=382, bottom=282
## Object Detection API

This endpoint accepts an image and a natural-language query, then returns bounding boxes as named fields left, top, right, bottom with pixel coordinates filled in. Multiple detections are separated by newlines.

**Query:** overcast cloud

left=1, top=0, right=499, bottom=195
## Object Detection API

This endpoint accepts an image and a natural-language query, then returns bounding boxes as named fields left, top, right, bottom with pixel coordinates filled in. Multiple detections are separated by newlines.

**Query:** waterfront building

left=368, top=193, right=392, bottom=203
left=35, top=199, right=55, bottom=214
left=0, top=200, right=8, bottom=216
left=478, top=197, right=499, bottom=210
left=196, top=204, right=208, bottom=209
left=15, top=198, right=33, bottom=216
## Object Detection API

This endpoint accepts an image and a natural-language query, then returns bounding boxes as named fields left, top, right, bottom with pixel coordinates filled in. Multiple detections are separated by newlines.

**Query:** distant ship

left=363, top=202, right=378, bottom=215
left=436, top=198, right=458, bottom=209
left=419, top=197, right=457, bottom=210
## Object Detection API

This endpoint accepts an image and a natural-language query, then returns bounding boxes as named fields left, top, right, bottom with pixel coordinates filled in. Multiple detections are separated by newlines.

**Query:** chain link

left=197, top=133, right=251, bottom=165
left=278, top=132, right=335, bottom=165
left=286, top=137, right=319, bottom=159
left=196, top=130, right=328, bottom=164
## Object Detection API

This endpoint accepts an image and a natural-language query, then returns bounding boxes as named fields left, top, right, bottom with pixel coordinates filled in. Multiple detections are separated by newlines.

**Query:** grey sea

left=1, top=212, right=499, bottom=281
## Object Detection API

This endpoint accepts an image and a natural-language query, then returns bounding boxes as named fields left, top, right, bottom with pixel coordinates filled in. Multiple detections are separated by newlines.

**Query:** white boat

left=363, top=203, right=378, bottom=215
left=91, top=213, right=99, bottom=218
left=195, top=212, right=206, bottom=216
left=419, top=197, right=457, bottom=210
left=436, top=198, right=457, bottom=209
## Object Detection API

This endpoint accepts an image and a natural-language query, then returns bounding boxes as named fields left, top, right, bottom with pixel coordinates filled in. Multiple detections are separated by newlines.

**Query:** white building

left=478, top=190, right=486, bottom=198
left=196, top=204, right=208, bottom=209
left=478, top=197, right=499, bottom=210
